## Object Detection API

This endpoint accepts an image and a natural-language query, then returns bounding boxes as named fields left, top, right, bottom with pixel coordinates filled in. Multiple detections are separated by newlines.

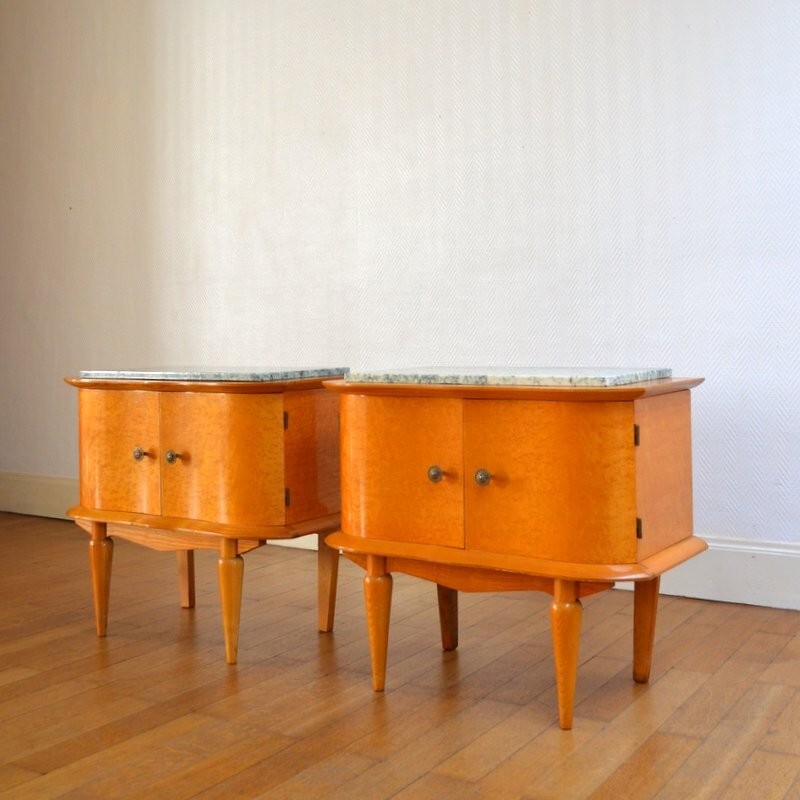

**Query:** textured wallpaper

left=1, top=1, right=798, bottom=547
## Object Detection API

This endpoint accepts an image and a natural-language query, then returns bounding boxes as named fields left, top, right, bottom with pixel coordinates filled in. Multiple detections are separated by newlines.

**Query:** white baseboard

left=638, top=536, right=800, bottom=611
left=1, top=472, right=796, bottom=609
left=0, top=472, right=76, bottom=520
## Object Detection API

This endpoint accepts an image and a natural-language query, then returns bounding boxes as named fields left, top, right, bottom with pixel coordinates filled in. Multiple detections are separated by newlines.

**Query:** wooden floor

left=1, top=513, right=799, bottom=799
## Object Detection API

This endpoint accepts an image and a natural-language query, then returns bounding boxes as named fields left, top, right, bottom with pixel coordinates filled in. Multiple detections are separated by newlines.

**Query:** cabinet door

left=283, top=388, right=340, bottom=524
left=464, top=400, right=638, bottom=564
left=340, top=394, right=464, bottom=547
left=634, top=390, right=694, bottom=559
left=160, top=392, right=285, bottom=526
left=78, top=389, right=160, bottom=514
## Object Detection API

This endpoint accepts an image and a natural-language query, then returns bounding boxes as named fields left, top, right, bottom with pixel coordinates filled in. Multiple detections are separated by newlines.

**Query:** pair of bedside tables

left=67, top=366, right=705, bottom=729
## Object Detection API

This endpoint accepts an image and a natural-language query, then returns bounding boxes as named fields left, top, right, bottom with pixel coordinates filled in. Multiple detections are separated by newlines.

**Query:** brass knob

left=474, top=468, right=492, bottom=487
left=165, top=449, right=181, bottom=464
left=132, top=447, right=150, bottom=461
left=427, top=465, right=445, bottom=483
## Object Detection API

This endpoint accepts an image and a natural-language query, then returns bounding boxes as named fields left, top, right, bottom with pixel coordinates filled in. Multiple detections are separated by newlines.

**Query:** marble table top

left=346, top=367, right=672, bottom=387
left=78, top=367, right=348, bottom=382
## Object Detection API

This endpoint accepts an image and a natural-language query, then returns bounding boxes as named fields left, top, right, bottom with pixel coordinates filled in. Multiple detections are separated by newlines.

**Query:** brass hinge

left=634, top=424, right=640, bottom=446
left=283, top=411, right=289, bottom=430
left=285, top=488, right=291, bottom=506
left=636, top=517, right=643, bottom=539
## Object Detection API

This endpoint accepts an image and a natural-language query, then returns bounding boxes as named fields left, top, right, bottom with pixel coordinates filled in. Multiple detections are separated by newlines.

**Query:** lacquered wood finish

left=633, top=576, right=661, bottom=683
left=327, top=529, right=706, bottom=583
left=87, top=521, right=112, bottom=637
left=78, top=389, right=160, bottom=514
left=317, top=532, right=339, bottom=632
left=634, top=391, right=694, bottom=560
left=340, top=395, right=464, bottom=547
left=326, top=376, right=706, bottom=730
left=364, top=555, right=393, bottom=692
left=436, top=584, right=458, bottom=651
left=176, top=550, right=195, bottom=608
left=464, top=399, right=636, bottom=563
left=159, top=392, right=285, bottom=526
left=218, top=538, right=244, bottom=664
left=284, top=389, right=341, bottom=524
left=68, top=375, right=344, bottom=663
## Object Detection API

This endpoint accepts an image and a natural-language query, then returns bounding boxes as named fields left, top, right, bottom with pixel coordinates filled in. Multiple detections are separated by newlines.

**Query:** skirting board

left=0, top=471, right=796, bottom=608
left=0, top=472, right=77, bottom=521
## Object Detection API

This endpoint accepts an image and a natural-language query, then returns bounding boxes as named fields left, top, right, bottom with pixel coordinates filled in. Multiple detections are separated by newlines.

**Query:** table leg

left=364, top=555, right=393, bottom=691
left=218, top=538, right=243, bottom=664
left=550, top=579, right=582, bottom=730
left=88, top=521, right=113, bottom=637
left=177, top=550, right=196, bottom=609
left=317, top=533, right=340, bottom=632
left=436, top=584, right=458, bottom=651
left=633, top=576, right=661, bottom=683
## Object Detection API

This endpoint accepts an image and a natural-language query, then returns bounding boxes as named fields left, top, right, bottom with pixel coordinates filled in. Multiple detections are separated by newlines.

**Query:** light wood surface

left=550, top=579, right=583, bottom=730
left=463, top=398, right=636, bottom=563
left=68, top=377, right=342, bottom=663
left=159, top=392, right=285, bottom=526
left=78, top=389, right=160, bottom=514
left=340, top=395, right=465, bottom=547
left=284, top=389, right=341, bottom=524
left=364, top=555, right=393, bottom=692
left=633, top=576, right=661, bottom=683
left=634, top=391, right=695, bottom=560
left=3, top=513, right=798, bottom=800
left=329, top=378, right=706, bottom=729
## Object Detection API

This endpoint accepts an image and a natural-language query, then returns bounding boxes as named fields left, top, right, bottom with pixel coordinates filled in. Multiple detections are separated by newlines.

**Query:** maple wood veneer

left=325, top=374, right=706, bottom=728
left=67, top=372, right=343, bottom=663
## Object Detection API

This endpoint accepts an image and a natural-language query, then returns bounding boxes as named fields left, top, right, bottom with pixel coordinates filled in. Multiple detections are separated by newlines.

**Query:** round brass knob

left=132, top=447, right=150, bottom=461
left=427, top=465, right=445, bottom=483
left=165, top=449, right=181, bottom=464
left=474, top=468, right=492, bottom=487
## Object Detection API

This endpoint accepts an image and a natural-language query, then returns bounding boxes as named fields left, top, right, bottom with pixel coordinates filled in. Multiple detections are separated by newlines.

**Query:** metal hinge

left=634, top=424, right=640, bottom=446
left=636, top=517, right=643, bottom=539
left=283, top=411, right=289, bottom=430
left=285, top=488, right=291, bottom=506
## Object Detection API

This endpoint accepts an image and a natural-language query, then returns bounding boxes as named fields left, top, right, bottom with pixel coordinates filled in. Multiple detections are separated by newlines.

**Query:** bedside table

left=324, top=367, right=706, bottom=728
left=66, top=367, right=345, bottom=663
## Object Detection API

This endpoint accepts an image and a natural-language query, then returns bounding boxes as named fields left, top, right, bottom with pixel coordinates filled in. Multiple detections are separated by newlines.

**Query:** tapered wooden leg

left=217, top=538, right=243, bottom=664
left=436, top=584, right=458, bottom=651
left=633, top=576, right=661, bottom=683
left=550, top=579, right=583, bottom=730
left=87, top=521, right=113, bottom=637
left=177, top=550, right=195, bottom=609
left=364, top=555, right=393, bottom=691
left=317, top=533, right=339, bottom=632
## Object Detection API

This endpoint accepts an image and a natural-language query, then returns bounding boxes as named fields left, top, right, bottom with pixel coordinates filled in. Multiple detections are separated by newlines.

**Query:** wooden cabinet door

left=340, top=394, right=464, bottom=547
left=78, top=389, right=160, bottom=514
left=283, top=388, right=341, bottom=524
left=634, top=390, right=694, bottom=559
left=159, top=393, right=285, bottom=526
left=464, top=400, right=638, bottom=564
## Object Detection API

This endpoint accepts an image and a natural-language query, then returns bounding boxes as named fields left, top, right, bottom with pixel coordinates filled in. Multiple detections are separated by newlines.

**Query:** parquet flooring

left=0, top=512, right=798, bottom=799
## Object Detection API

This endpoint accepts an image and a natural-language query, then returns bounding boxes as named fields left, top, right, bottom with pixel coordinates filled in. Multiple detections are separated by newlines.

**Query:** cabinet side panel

left=465, top=400, right=638, bottom=564
left=635, top=390, right=694, bottom=560
left=78, top=389, right=160, bottom=514
left=160, top=393, right=284, bottom=526
left=283, top=389, right=341, bottom=524
left=340, top=395, right=464, bottom=547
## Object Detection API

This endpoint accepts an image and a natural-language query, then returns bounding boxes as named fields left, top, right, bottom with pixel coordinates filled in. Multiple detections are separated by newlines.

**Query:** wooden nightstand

left=324, top=367, right=706, bottom=728
left=66, top=367, right=344, bottom=663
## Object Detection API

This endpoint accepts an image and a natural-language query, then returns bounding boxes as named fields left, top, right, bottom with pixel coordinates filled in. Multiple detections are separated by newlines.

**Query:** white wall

left=1, top=1, right=798, bottom=605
